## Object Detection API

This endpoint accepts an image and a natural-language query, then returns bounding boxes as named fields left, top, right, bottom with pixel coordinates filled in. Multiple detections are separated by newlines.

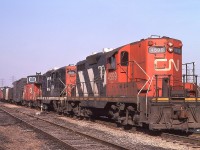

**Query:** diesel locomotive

left=1, top=36, right=200, bottom=131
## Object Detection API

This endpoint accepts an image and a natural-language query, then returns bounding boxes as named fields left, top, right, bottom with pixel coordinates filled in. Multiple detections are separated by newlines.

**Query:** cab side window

left=121, top=51, right=129, bottom=66
left=108, top=56, right=116, bottom=70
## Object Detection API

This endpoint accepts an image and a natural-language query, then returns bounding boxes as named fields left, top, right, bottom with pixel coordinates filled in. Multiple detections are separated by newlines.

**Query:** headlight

left=148, top=41, right=153, bottom=46
left=168, top=42, right=173, bottom=47
left=168, top=47, right=173, bottom=53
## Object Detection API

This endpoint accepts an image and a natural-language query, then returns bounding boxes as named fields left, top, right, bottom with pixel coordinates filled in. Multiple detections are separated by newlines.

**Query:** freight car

left=8, top=36, right=200, bottom=132
left=2, top=86, right=10, bottom=101
left=8, top=87, right=13, bottom=102
left=0, top=88, right=3, bottom=100
left=12, top=78, right=27, bottom=104
left=0, top=87, right=13, bottom=102
left=0, top=86, right=12, bottom=101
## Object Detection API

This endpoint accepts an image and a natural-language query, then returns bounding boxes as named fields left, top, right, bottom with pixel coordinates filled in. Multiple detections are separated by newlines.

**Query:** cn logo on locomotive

left=154, top=59, right=179, bottom=72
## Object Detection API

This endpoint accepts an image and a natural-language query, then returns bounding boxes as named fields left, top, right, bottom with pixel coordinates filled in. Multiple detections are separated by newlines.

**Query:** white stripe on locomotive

left=88, top=68, right=98, bottom=97
left=77, top=71, right=88, bottom=97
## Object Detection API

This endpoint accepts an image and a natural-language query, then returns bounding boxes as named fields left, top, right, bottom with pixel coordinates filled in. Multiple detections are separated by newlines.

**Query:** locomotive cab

left=106, top=45, right=138, bottom=97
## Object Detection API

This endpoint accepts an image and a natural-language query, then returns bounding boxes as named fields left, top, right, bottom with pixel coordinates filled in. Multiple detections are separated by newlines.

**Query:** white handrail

left=193, top=82, right=200, bottom=97
left=145, top=76, right=154, bottom=117
left=59, top=78, right=67, bottom=97
left=133, top=60, right=150, bottom=111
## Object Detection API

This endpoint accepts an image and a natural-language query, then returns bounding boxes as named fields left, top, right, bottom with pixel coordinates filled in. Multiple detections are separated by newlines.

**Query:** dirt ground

left=0, top=110, right=65, bottom=150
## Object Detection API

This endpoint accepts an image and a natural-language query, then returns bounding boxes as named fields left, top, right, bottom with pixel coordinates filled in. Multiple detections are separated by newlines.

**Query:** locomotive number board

left=149, top=46, right=166, bottom=54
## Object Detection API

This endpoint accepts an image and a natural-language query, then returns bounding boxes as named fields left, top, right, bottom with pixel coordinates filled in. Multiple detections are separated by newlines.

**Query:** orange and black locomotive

left=2, top=36, right=200, bottom=131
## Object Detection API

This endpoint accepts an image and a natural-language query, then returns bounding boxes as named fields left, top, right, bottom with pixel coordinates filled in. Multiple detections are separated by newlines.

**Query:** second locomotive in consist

left=5, top=36, right=200, bottom=131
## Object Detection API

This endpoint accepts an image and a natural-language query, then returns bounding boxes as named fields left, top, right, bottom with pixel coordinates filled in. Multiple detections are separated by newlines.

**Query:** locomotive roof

left=0, top=86, right=10, bottom=89
left=13, top=78, right=26, bottom=83
left=106, top=47, right=121, bottom=58
left=43, top=69, right=55, bottom=75
left=76, top=59, right=87, bottom=66
left=106, top=36, right=182, bottom=58
left=43, top=66, right=66, bottom=75
left=86, top=52, right=105, bottom=65
left=12, top=78, right=27, bottom=86
left=52, top=66, right=66, bottom=72
left=76, top=52, right=105, bottom=66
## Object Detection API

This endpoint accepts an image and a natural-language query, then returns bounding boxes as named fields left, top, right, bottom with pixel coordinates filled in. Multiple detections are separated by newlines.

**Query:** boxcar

left=13, top=78, right=27, bottom=104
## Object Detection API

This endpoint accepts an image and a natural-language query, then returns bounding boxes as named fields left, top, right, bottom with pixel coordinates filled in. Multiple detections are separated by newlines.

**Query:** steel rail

left=161, top=132, right=200, bottom=148
left=0, top=106, right=129, bottom=150
left=0, top=106, right=77, bottom=150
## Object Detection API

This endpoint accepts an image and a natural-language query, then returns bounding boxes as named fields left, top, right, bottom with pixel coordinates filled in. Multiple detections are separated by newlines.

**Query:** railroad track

left=2, top=102, right=199, bottom=149
left=91, top=115, right=200, bottom=149
left=161, top=132, right=200, bottom=148
left=94, top=116, right=200, bottom=149
left=0, top=105, right=129, bottom=150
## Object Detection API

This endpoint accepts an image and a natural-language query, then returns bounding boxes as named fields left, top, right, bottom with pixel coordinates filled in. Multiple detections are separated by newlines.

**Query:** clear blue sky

left=0, top=0, right=200, bottom=86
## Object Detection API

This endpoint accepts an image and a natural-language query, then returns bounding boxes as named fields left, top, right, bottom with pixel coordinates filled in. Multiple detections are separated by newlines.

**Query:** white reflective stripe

left=47, top=76, right=51, bottom=91
left=5, top=89, right=9, bottom=100
left=78, top=71, right=88, bottom=96
left=154, top=59, right=179, bottom=71
left=103, top=70, right=106, bottom=87
left=88, top=68, right=98, bottom=96
left=76, top=86, right=79, bottom=97
left=98, top=65, right=106, bottom=87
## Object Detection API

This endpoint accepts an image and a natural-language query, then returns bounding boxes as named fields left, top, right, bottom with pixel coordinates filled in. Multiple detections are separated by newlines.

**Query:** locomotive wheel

left=28, top=101, right=33, bottom=108
left=41, top=103, right=48, bottom=111
left=22, top=100, right=26, bottom=106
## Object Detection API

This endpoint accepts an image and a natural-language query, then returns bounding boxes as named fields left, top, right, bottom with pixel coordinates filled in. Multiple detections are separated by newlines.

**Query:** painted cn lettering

left=154, top=59, right=179, bottom=71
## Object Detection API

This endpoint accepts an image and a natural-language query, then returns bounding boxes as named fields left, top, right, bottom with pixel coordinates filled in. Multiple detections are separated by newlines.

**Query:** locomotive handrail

left=183, top=74, right=198, bottom=98
left=145, top=76, right=154, bottom=117
left=117, top=60, right=150, bottom=110
left=197, top=85, right=200, bottom=97
left=192, top=83, right=199, bottom=100
left=59, top=78, right=67, bottom=97
left=129, top=60, right=150, bottom=111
